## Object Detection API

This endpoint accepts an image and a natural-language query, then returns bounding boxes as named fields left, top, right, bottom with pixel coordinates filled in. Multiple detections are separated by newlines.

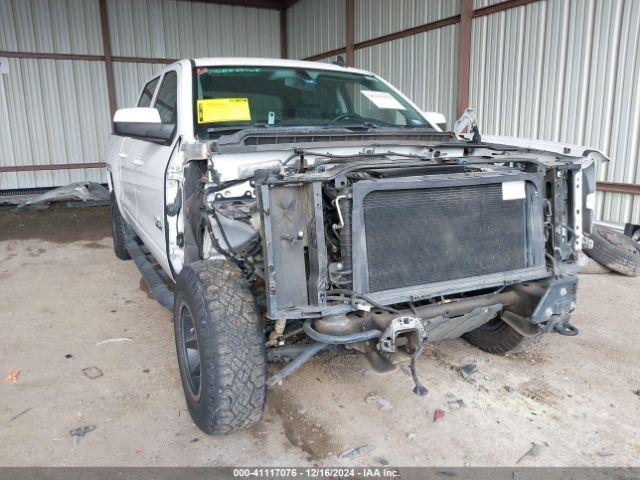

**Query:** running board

left=126, top=238, right=175, bottom=311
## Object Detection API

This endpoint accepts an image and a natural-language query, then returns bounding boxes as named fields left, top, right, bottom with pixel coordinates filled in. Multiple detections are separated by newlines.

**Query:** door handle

left=131, top=157, right=144, bottom=166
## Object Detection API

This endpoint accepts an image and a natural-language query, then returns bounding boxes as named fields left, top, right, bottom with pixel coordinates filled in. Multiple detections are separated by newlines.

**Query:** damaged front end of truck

left=165, top=123, right=600, bottom=394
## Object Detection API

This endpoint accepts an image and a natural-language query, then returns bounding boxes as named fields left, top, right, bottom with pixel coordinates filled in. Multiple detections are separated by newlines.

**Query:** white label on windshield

left=502, top=181, right=526, bottom=200
left=361, top=90, right=406, bottom=110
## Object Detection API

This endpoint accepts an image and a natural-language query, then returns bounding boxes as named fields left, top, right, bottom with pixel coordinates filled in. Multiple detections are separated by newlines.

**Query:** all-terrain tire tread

left=584, top=226, right=640, bottom=277
left=175, top=260, right=266, bottom=434
left=110, top=192, right=130, bottom=260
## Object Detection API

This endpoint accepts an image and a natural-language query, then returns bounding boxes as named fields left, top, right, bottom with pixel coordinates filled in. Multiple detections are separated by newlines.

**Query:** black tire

left=174, top=260, right=266, bottom=434
left=463, top=318, right=546, bottom=355
left=110, top=192, right=130, bottom=260
left=584, top=225, right=640, bottom=277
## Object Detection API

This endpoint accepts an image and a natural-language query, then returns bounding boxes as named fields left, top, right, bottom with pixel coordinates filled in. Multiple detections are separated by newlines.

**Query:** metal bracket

left=378, top=316, right=427, bottom=353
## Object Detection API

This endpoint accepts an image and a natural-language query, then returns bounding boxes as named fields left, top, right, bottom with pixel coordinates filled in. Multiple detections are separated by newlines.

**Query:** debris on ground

left=596, top=451, right=614, bottom=458
left=376, top=456, right=390, bottom=466
left=505, top=384, right=518, bottom=394
left=5, top=369, right=20, bottom=383
left=459, top=362, right=478, bottom=382
left=81, top=366, right=103, bottom=379
left=366, top=395, right=393, bottom=411
left=17, top=182, right=109, bottom=209
left=446, top=398, right=466, bottom=409
left=339, top=445, right=370, bottom=459
left=96, top=337, right=133, bottom=347
left=406, top=432, right=416, bottom=441
left=10, top=407, right=33, bottom=422
left=633, top=389, right=640, bottom=397
left=65, top=354, right=73, bottom=359
left=69, top=425, right=96, bottom=445
left=399, top=364, right=412, bottom=377
left=516, top=442, right=546, bottom=464
left=433, top=408, right=445, bottom=422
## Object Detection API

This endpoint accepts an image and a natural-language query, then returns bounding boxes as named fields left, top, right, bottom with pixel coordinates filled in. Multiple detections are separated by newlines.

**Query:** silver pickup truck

left=106, top=58, right=602, bottom=434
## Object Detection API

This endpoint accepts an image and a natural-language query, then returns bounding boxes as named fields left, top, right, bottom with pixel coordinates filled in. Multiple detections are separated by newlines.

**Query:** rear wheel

left=174, top=260, right=266, bottom=434
left=110, top=192, right=130, bottom=260
left=463, top=317, right=546, bottom=355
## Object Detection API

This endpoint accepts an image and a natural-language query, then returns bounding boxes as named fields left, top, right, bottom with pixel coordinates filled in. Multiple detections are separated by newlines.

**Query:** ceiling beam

left=175, top=0, right=284, bottom=10
left=280, top=0, right=301, bottom=8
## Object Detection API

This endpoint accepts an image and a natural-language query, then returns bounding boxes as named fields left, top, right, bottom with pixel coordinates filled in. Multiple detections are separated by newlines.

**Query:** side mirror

left=422, top=111, right=447, bottom=131
left=113, top=107, right=161, bottom=124
left=113, top=107, right=174, bottom=144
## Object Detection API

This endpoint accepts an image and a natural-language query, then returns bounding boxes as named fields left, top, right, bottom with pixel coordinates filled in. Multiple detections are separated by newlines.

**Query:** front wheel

left=110, top=192, right=130, bottom=260
left=174, top=260, right=266, bottom=434
left=463, top=317, right=546, bottom=355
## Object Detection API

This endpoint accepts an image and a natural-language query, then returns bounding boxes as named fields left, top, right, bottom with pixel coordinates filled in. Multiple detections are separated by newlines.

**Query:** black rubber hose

left=126, top=239, right=174, bottom=311
left=303, top=318, right=382, bottom=344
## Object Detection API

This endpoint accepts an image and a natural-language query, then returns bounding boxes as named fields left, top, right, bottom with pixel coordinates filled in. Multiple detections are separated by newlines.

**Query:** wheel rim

left=179, top=302, right=201, bottom=400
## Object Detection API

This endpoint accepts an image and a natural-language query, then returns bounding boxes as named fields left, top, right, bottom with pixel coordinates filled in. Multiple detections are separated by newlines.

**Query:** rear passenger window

left=137, top=77, right=159, bottom=107
left=153, top=71, right=178, bottom=124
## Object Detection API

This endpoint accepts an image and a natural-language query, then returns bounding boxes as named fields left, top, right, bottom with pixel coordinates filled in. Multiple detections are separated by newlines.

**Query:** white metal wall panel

left=287, top=0, right=345, bottom=59
left=0, top=0, right=103, bottom=55
left=473, top=0, right=509, bottom=9
left=469, top=0, right=640, bottom=224
left=355, top=24, right=458, bottom=128
left=107, top=0, right=280, bottom=59
left=0, top=58, right=110, bottom=189
left=356, top=0, right=459, bottom=43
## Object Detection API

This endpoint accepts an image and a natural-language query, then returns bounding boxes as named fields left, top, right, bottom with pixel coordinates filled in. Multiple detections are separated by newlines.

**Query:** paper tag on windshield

left=197, top=98, right=251, bottom=123
left=360, top=90, right=405, bottom=110
left=502, top=181, right=526, bottom=200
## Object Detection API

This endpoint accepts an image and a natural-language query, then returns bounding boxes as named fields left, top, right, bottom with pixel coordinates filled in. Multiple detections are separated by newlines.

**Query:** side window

left=153, top=71, right=178, bottom=124
left=137, top=77, right=159, bottom=107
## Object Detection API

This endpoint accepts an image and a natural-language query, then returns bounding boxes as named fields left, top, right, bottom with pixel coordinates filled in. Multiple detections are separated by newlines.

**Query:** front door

left=116, top=75, right=161, bottom=230
left=128, top=69, right=180, bottom=267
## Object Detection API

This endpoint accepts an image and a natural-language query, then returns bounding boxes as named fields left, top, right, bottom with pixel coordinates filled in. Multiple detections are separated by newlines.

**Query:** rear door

left=118, top=76, right=160, bottom=225
left=126, top=68, right=180, bottom=265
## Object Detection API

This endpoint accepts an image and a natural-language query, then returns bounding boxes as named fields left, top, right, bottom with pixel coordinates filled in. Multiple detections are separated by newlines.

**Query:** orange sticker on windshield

left=197, top=98, right=251, bottom=123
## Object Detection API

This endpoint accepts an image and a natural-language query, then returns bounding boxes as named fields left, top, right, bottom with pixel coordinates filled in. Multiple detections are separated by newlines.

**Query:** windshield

left=193, top=66, right=430, bottom=138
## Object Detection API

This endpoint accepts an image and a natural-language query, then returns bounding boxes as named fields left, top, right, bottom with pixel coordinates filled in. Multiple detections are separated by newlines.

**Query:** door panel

left=126, top=138, right=174, bottom=263
left=118, top=137, right=138, bottom=225
left=133, top=70, right=179, bottom=268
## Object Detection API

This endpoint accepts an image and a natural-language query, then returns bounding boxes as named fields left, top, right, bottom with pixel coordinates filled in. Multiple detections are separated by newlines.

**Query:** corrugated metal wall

left=470, top=0, right=640, bottom=224
left=287, top=0, right=345, bottom=60
left=107, top=0, right=280, bottom=60
left=0, top=0, right=103, bottom=55
left=0, top=0, right=281, bottom=190
left=356, top=0, right=459, bottom=42
left=0, top=0, right=108, bottom=189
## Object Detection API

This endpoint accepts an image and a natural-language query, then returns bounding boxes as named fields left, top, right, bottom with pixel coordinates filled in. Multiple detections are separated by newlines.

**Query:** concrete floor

left=0, top=205, right=639, bottom=467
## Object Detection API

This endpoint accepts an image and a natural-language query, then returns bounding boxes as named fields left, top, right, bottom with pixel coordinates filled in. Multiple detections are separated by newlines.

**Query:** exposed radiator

left=363, top=183, right=528, bottom=292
